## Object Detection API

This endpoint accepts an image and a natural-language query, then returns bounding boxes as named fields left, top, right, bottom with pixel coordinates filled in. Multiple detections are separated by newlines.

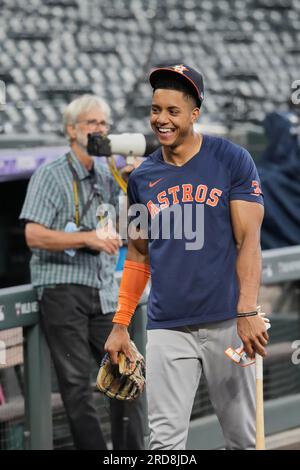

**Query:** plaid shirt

left=19, top=150, right=120, bottom=314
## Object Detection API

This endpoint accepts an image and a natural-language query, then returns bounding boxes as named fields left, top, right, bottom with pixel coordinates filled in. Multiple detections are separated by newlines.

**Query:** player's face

left=150, top=89, right=199, bottom=147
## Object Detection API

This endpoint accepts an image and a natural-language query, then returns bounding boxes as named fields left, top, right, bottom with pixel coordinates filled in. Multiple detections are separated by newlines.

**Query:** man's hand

left=104, top=324, right=133, bottom=365
left=237, top=315, right=269, bottom=359
left=84, top=222, right=122, bottom=255
left=120, top=158, right=144, bottom=182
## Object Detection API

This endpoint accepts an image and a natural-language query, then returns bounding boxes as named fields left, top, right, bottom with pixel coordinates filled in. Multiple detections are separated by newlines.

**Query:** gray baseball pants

left=146, top=318, right=256, bottom=450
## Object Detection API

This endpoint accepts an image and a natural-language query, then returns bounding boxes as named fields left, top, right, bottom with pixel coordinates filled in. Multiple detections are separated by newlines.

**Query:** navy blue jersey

left=127, top=135, right=264, bottom=330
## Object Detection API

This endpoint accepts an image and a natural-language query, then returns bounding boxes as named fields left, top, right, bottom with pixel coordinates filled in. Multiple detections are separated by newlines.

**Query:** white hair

left=63, top=94, right=111, bottom=136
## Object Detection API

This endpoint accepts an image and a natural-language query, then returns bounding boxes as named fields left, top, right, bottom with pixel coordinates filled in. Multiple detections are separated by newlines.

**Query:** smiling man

left=105, top=65, right=268, bottom=450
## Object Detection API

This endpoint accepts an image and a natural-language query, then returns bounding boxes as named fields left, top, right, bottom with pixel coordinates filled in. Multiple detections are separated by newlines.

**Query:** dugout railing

left=0, top=247, right=300, bottom=449
left=0, top=285, right=52, bottom=449
left=0, top=274, right=148, bottom=450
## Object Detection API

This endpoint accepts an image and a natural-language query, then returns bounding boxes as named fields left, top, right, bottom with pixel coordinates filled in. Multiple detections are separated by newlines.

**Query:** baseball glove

left=96, top=341, right=145, bottom=401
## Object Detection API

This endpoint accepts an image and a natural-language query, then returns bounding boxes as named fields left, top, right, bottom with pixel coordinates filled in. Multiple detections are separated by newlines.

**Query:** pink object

left=0, top=384, right=5, bottom=405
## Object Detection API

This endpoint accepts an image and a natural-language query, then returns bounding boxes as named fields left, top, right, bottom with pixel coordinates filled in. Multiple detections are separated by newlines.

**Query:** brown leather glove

left=96, top=341, right=145, bottom=401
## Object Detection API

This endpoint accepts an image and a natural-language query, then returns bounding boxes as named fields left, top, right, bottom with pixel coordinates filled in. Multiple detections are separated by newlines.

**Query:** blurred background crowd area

left=0, top=0, right=300, bottom=134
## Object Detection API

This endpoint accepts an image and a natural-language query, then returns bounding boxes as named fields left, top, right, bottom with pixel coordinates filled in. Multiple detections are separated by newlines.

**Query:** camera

left=87, top=132, right=158, bottom=158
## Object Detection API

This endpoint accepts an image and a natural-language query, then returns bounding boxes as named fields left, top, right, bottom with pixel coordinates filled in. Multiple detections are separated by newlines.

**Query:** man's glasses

left=77, top=119, right=112, bottom=131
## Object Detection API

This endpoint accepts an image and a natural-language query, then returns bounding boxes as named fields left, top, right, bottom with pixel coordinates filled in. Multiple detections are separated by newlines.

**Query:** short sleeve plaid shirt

left=20, top=150, right=121, bottom=314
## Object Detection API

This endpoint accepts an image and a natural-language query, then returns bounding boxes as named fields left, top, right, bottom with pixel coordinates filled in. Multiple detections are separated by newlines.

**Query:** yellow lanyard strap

left=108, top=156, right=128, bottom=194
left=73, top=180, right=80, bottom=227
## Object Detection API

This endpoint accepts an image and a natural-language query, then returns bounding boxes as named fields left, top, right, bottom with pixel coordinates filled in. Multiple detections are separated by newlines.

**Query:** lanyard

left=66, top=153, right=101, bottom=227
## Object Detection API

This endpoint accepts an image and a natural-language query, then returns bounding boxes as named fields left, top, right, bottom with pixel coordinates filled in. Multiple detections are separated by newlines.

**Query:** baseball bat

left=255, top=352, right=265, bottom=450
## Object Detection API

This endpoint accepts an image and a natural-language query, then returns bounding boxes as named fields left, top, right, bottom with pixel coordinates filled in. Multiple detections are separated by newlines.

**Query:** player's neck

left=162, top=132, right=202, bottom=167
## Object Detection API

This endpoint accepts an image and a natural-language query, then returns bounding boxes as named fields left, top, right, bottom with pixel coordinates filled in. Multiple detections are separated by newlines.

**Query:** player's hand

left=237, top=315, right=269, bottom=359
left=104, top=324, right=133, bottom=365
left=84, top=223, right=122, bottom=255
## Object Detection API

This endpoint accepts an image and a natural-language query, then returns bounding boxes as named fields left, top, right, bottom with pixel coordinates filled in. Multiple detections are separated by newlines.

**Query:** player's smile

left=156, top=126, right=176, bottom=141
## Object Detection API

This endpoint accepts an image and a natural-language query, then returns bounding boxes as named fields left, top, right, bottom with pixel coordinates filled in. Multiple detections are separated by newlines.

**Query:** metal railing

left=0, top=277, right=148, bottom=450
left=0, top=284, right=52, bottom=449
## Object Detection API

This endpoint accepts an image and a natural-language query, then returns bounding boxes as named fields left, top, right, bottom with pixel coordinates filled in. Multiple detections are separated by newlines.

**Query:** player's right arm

left=104, top=236, right=150, bottom=364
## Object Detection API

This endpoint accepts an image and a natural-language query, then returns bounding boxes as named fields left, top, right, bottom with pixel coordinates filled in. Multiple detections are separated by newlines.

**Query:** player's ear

left=191, top=107, right=200, bottom=123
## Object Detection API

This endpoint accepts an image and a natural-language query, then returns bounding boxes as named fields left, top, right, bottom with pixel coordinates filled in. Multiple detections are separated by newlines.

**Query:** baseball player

left=105, top=64, right=269, bottom=450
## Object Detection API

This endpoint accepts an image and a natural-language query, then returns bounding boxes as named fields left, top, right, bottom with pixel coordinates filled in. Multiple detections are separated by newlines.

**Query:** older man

left=20, top=94, right=145, bottom=450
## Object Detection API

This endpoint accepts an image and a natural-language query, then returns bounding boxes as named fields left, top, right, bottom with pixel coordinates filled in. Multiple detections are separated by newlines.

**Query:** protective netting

left=0, top=334, right=112, bottom=450
left=51, top=390, right=111, bottom=450
left=0, top=327, right=24, bottom=450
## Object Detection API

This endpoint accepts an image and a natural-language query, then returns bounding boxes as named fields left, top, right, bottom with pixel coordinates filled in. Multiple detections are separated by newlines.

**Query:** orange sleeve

left=113, top=259, right=151, bottom=327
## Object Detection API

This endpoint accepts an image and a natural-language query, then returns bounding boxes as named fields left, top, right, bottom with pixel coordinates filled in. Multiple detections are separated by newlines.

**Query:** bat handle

left=255, top=352, right=265, bottom=450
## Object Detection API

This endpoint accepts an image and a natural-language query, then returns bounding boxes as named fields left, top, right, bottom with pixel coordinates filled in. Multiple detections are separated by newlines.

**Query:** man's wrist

left=237, top=311, right=258, bottom=318
left=112, top=323, right=129, bottom=331
left=237, top=302, right=258, bottom=313
left=78, top=230, right=89, bottom=248
left=79, top=230, right=99, bottom=250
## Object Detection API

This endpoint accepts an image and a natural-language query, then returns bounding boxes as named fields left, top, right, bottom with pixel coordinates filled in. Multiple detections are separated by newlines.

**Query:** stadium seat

left=0, top=0, right=298, bottom=134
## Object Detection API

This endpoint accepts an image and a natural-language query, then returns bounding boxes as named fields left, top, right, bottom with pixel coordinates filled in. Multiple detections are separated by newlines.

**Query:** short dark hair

left=152, top=76, right=201, bottom=109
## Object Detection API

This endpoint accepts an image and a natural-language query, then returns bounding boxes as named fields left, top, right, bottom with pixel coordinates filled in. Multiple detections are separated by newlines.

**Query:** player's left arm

left=230, top=200, right=269, bottom=358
